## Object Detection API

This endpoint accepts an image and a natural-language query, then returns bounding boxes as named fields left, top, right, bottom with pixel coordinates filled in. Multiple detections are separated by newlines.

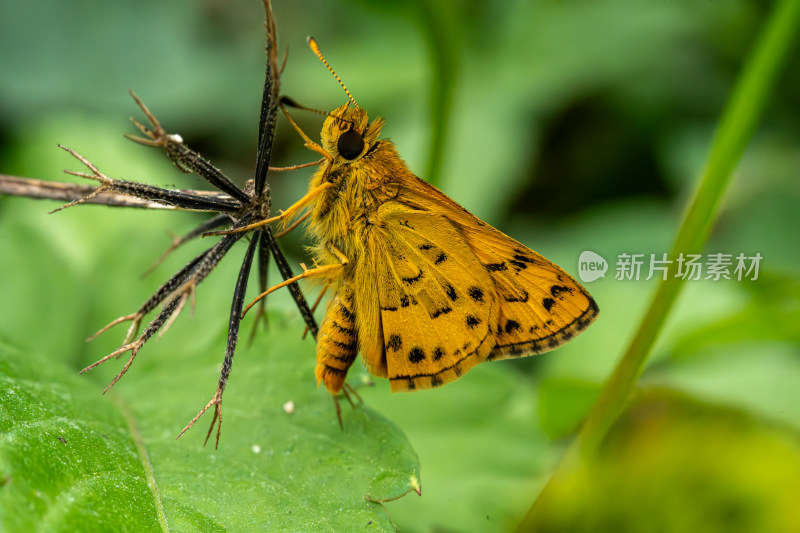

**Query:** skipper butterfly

left=238, top=38, right=598, bottom=395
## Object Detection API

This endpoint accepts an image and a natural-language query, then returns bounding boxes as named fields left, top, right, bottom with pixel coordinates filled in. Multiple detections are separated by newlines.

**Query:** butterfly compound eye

left=337, top=129, right=365, bottom=160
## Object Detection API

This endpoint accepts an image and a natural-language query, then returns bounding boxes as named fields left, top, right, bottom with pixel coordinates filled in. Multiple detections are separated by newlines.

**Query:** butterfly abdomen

left=315, top=285, right=359, bottom=395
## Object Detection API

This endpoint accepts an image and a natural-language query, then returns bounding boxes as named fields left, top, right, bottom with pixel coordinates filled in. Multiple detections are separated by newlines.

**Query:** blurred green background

left=1, top=0, right=799, bottom=531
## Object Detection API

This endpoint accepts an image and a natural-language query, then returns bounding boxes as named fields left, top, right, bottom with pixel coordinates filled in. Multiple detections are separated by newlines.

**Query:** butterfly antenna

left=307, top=36, right=358, bottom=108
left=280, top=96, right=357, bottom=130
left=280, top=96, right=328, bottom=117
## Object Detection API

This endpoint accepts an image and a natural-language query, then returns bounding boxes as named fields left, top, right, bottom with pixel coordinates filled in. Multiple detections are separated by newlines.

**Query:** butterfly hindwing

left=370, top=204, right=498, bottom=391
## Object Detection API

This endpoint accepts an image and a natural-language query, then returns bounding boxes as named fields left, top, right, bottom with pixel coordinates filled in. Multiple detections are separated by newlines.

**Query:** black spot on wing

left=505, top=320, right=522, bottom=334
left=445, top=284, right=458, bottom=301
left=550, top=285, right=572, bottom=299
left=504, top=289, right=529, bottom=303
left=433, top=347, right=445, bottom=361
left=466, top=315, right=481, bottom=328
left=468, top=286, right=484, bottom=302
left=387, top=334, right=402, bottom=352
left=434, top=252, right=447, bottom=265
left=419, top=244, right=433, bottom=250
left=400, top=296, right=410, bottom=307
left=485, top=262, right=507, bottom=272
left=513, top=253, right=536, bottom=264
left=509, top=251, right=537, bottom=271
left=402, top=269, right=423, bottom=285
left=542, top=298, right=556, bottom=312
left=408, top=347, right=426, bottom=363
left=431, top=306, right=453, bottom=318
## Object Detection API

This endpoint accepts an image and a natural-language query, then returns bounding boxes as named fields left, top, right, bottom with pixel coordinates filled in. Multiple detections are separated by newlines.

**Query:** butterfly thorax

left=306, top=104, right=412, bottom=262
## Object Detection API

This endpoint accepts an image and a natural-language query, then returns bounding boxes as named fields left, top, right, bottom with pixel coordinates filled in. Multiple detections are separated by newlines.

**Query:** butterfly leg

left=242, top=243, right=348, bottom=317
left=274, top=211, right=310, bottom=238
left=328, top=384, right=363, bottom=430
left=207, top=181, right=334, bottom=236
left=332, top=394, right=344, bottom=430
left=343, top=382, right=365, bottom=405
left=279, top=99, right=333, bottom=162
left=301, top=282, right=328, bottom=339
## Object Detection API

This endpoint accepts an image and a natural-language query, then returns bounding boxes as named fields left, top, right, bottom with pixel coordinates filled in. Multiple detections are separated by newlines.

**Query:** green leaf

left=0, top=182, right=419, bottom=532
left=0, top=340, right=164, bottom=533
left=359, top=363, right=554, bottom=532
left=0, top=327, right=420, bottom=532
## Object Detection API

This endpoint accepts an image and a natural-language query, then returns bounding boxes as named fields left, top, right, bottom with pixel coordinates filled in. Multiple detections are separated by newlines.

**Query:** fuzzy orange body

left=294, top=104, right=598, bottom=394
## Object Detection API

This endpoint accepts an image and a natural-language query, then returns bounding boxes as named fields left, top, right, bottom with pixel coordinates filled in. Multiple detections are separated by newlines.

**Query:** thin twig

left=0, top=174, right=213, bottom=209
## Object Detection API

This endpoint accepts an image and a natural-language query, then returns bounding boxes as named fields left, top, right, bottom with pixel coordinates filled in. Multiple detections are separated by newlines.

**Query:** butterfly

left=237, top=38, right=598, bottom=396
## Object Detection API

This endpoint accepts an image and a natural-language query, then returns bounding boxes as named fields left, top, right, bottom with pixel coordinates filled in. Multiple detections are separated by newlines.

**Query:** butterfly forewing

left=369, top=204, right=498, bottom=391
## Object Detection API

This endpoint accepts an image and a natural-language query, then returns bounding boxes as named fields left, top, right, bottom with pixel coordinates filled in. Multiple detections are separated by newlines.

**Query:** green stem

left=518, top=0, right=800, bottom=529
left=416, top=0, right=458, bottom=187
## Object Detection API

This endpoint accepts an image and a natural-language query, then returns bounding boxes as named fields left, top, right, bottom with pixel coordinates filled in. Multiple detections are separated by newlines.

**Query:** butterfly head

left=321, top=103, right=385, bottom=166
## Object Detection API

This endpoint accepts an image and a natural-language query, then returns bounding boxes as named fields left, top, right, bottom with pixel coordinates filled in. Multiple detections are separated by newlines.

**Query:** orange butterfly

left=239, top=38, right=598, bottom=396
